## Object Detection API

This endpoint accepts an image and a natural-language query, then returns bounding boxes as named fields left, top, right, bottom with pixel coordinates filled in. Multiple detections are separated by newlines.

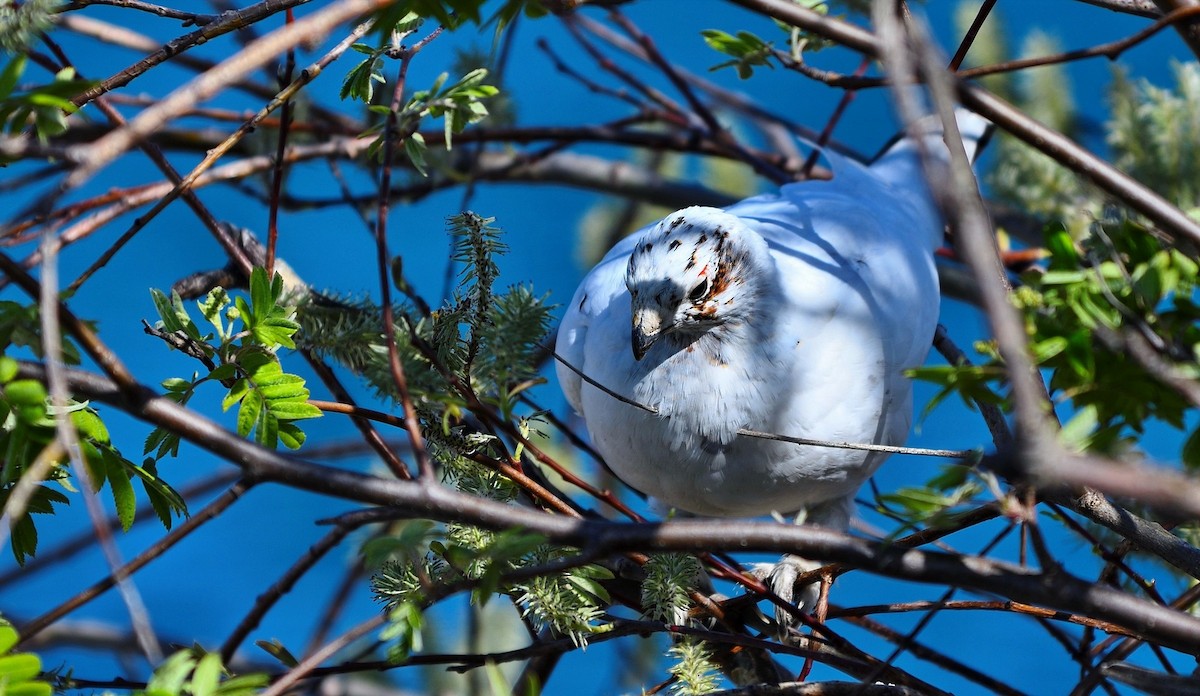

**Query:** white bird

left=556, top=109, right=991, bottom=620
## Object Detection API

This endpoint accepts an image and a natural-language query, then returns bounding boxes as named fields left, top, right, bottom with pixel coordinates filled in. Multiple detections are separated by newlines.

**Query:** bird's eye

left=688, top=278, right=709, bottom=302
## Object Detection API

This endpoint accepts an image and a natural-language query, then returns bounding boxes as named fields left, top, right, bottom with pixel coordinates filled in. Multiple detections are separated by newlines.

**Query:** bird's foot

left=751, top=554, right=825, bottom=636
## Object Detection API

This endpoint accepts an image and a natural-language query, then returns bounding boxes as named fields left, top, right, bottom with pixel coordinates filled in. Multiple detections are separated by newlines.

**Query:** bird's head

left=624, top=207, right=766, bottom=361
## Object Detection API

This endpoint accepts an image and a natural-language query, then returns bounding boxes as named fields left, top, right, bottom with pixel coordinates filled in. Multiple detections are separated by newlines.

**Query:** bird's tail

left=867, top=106, right=993, bottom=183
left=864, top=107, right=993, bottom=249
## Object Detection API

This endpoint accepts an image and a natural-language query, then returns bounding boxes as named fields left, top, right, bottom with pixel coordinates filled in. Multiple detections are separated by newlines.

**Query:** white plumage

left=556, top=111, right=989, bottom=611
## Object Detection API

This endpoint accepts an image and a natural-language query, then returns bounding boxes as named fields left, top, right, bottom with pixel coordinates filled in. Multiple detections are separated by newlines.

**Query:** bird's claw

left=752, top=554, right=823, bottom=635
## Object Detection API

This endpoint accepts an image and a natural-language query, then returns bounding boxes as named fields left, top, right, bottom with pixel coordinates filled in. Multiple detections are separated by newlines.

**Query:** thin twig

left=948, top=0, right=998, bottom=71
left=550, top=345, right=973, bottom=458
left=17, top=481, right=253, bottom=646
left=67, top=0, right=309, bottom=107
left=728, top=0, right=1200, bottom=247
left=219, top=519, right=359, bottom=661
left=374, top=27, right=445, bottom=482
left=62, top=0, right=218, bottom=25
left=958, top=6, right=1200, bottom=79
left=17, top=359, right=1200, bottom=656
left=264, top=8, right=296, bottom=278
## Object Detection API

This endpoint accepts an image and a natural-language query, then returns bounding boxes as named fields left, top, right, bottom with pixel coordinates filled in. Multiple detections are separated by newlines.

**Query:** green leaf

left=222, top=378, right=249, bottom=412
left=382, top=602, right=424, bottom=662
left=404, top=132, right=428, bottom=176
left=161, top=377, right=192, bottom=393
left=4, top=379, right=46, bottom=407
left=0, top=624, right=17, bottom=654
left=249, top=268, right=272, bottom=323
left=701, top=29, right=774, bottom=79
left=0, top=356, right=18, bottom=383
left=190, top=652, right=223, bottom=696
left=217, top=673, right=269, bottom=696
left=251, top=316, right=300, bottom=349
left=1059, top=404, right=1099, bottom=452
left=277, top=422, right=306, bottom=450
left=207, top=363, right=237, bottom=382
left=1183, top=427, right=1200, bottom=471
left=254, top=639, right=299, bottom=668
left=150, top=288, right=186, bottom=333
left=340, top=52, right=385, bottom=103
left=254, top=408, right=278, bottom=449
left=10, top=513, right=36, bottom=566
left=147, top=651, right=197, bottom=695
left=237, top=391, right=263, bottom=438
left=0, top=653, right=42, bottom=682
left=266, top=401, right=322, bottom=420
left=72, top=408, right=110, bottom=444
left=4, top=682, right=52, bottom=696
left=130, top=461, right=187, bottom=528
left=255, top=373, right=306, bottom=400
left=105, top=452, right=137, bottom=532
left=0, top=55, right=26, bottom=101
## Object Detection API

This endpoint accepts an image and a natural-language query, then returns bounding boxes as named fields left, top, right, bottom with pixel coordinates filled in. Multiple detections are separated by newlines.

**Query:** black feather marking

left=668, top=239, right=682, bottom=251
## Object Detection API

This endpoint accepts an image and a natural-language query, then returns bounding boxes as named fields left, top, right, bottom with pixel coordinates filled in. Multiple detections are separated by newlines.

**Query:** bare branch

left=1151, top=0, right=1200, bottom=59
left=16, top=361, right=1200, bottom=656
left=726, top=0, right=1200, bottom=247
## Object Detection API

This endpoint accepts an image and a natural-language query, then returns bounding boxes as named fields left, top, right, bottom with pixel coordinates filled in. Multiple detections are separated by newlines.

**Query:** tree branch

left=15, top=361, right=1200, bottom=656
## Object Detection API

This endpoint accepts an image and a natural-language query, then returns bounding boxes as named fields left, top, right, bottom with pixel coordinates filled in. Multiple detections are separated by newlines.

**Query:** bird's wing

left=555, top=235, right=640, bottom=415
left=721, top=149, right=943, bottom=448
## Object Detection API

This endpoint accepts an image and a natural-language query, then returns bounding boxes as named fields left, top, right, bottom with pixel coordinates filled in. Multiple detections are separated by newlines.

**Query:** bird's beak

left=632, top=309, right=663, bottom=361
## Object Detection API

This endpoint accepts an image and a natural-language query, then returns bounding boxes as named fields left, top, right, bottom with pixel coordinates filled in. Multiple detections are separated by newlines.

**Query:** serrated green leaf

left=252, top=317, right=300, bottom=349
left=71, top=408, right=109, bottom=444
left=150, top=288, right=186, bottom=333
left=10, top=513, right=36, bottom=566
left=249, top=268, right=271, bottom=322
left=143, top=479, right=174, bottom=530
left=255, top=408, right=278, bottom=449
left=267, top=401, right=322, bottom=420
left=240, top=350, right=278, bottom=376
left=233, top=296, right=252, bottom=331
left=256, top=375, right=306, bottom=400
left=222, top=379, right=249, bottom=412
left=927, top=464, right=971, bottom=491
left=104, top=452, right=136, bottom=532
left=208, top=363, right=237, bottom=382
left=237, top=391, right=263, bottom=438
left=156, top=431, right=181, bottom=461
left=277, top=422, right=306, bottom=450
left=130, top=461, right=187, bottom=528
left=28, top=485, right=69, bottom=513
